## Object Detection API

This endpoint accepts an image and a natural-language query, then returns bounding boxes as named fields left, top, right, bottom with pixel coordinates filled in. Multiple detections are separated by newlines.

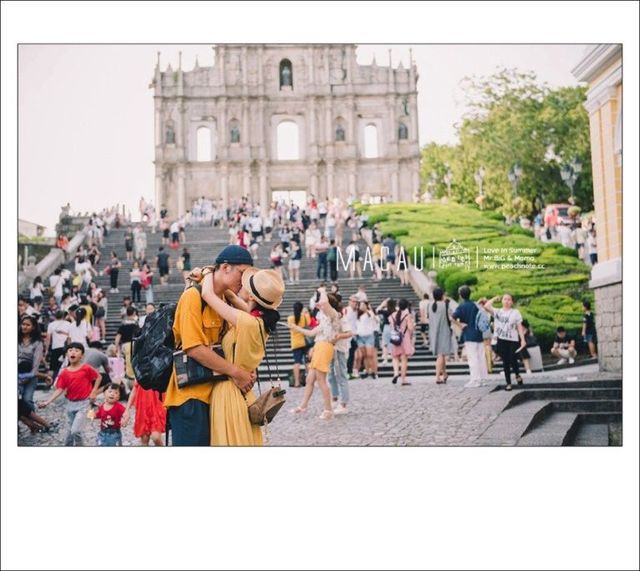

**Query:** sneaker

left=568, top=357, right=575, bottom=364
left=359, top=372, right=369, bottom=380
left=464, top=380, right=482, bottom=388
left=348, top=374, right=358, bottom=380
left=333, top=406, right=349, bottom=415
left=557, top=358, right=568, bottom=365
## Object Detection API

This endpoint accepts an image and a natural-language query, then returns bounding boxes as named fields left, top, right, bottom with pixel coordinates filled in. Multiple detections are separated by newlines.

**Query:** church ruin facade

left=151, top=44, right=420, bottom=217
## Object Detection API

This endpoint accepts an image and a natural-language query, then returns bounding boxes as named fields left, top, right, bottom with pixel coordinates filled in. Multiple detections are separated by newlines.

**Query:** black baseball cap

left=215, top=245, right=254, bottom=266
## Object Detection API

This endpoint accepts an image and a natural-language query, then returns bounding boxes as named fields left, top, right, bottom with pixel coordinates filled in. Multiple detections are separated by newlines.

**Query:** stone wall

left=594, top=282, right=622, bottom=372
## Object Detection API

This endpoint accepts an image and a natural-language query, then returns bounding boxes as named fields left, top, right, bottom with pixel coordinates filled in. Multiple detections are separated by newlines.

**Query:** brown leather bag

left=247, top=324, right=286, bottom=426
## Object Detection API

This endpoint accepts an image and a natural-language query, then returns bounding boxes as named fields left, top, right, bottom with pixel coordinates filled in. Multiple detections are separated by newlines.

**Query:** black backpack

left=131, top=285, right=204, bottom=392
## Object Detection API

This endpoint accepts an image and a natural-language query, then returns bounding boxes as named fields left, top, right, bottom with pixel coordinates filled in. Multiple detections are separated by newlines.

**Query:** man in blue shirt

left=453, top=285, right=489, bottom=388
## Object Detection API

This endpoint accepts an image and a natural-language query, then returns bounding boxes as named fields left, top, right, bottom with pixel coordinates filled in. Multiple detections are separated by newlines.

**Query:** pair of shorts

left=308, top=341, right=334, bottom=373
left=584, top=334, right=596, bottom=343
left=356, top=334, right=375, bottom=348
left=289, top=259, right=301, bottom=269
left=163, top=229, right=170, bottom=238
left=159, top=266, right=169, bottom=277
left=97, top=429, right=122, bottom=446
left=292, top=347, right=308, bottom=364
left=420, top=323, right=428, bottom=333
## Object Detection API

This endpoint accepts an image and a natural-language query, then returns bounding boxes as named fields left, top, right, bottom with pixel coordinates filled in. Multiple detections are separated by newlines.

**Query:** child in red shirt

left=39, top=342, right=100, bottom=446
left=90, top=383, right=126, bottom=446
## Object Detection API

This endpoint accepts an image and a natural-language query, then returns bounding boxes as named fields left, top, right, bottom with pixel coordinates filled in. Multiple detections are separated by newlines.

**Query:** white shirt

left=69, top=320, right=90, bottom=346
left=49, top=274, right=64, bottom=297
left=250, top=217, right=262, bottom=231
left=170, top=221, right=180, bottom=234
left=494, top=308, right=523, bottom=342
left=47, top=319, right=72, bottom=350
left=354, top=290, right=368, bottom=303
left=419, top=299, right=429, bottom=324
left=343, top=306, right=358, bottom=332
left=356, top=312, right=379, bottom=337
left=334, top=317, right=352, bottom=354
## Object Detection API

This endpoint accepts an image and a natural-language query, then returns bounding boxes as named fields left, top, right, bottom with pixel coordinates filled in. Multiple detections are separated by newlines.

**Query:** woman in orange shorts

left=287, top=287, right=342, bottom=420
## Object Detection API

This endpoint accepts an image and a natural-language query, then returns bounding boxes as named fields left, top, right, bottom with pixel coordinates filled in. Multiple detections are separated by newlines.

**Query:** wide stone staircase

left=92, top=223, right=471, bottom=380
left=474, top=378, right=622, bottom=446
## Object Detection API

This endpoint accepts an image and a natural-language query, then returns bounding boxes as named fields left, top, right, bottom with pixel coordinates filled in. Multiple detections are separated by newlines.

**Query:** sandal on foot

left=318, top=410, right=334, bottom=420
left=516, top=376, right=523, bottom=385
left=291, top=406, right=307, bottom=414
left=392, top=375, right=399, bottom=384
left=401, top=382, right=412, bottom=386
left=442, top=375, right=448, bottom=384
left=505, top=384, right=513, bottom=391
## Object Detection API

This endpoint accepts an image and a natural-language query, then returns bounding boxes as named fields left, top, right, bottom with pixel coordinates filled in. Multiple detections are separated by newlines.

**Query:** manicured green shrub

left=361, top=202, right=592, bottom=338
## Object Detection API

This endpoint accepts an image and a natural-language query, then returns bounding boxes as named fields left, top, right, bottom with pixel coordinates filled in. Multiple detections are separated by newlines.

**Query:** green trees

left=420, top=68, right=593, bottom=217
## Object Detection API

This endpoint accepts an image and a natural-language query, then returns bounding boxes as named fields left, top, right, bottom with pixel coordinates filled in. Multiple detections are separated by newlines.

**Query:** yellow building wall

left=587, top=83, right=621, bottom=263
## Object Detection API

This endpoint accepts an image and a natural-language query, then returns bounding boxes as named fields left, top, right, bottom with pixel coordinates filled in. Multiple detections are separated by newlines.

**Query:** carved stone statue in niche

left=166, top=124, right=175, bottom=145
left=335, top=125, right=345, bottom=142
left=281, top=63, right=292, bottom=87
left=402, top=97, right=409, bottom=116
left=398, top=122, right=409, bottom=140
left=230, top=125, right=240, bottom=143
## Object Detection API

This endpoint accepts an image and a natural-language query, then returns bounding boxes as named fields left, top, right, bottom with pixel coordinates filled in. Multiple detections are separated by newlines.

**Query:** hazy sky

left=19, top=44, right=587, bottom=235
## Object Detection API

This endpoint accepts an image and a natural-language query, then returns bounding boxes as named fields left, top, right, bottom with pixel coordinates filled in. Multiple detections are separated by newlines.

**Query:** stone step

left=517, top=412, right=580, bottom=446
left=551, top=399, right=622, bottom=413
left=568, top=422, right=610, bottom=446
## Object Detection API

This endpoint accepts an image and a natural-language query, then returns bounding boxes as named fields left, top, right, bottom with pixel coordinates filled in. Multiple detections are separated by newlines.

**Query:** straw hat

left=241, top=268, right=285, bottom=310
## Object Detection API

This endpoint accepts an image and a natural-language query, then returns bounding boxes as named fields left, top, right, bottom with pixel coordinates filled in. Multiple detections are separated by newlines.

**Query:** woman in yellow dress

left=199, top=267, right=285, bottom=446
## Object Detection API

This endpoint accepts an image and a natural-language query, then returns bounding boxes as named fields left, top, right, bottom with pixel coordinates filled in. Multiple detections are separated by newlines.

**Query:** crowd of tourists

left=17, top=195, right=598, bottom=446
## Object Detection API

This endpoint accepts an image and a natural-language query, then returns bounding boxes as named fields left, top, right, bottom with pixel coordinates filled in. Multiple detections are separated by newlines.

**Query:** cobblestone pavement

left=18, top=364, right=609, bottom=447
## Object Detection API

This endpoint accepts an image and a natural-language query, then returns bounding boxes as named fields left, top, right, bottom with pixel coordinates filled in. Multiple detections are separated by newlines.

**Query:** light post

left=508, top=163, right=523, bottom=198
left=474, top=166, right=486, bottom=209
left=443, top=164, right=453, bottom=199
left=560, top=156, right=582, bottom=205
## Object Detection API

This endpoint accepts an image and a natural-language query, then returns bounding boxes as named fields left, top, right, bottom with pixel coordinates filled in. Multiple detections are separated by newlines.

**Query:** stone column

left=242, top=97, right=249, bottom=148
left=221, top=165, right=229, bottom=211
left=218, top=98, right=227, bottom=160
left=325, top=99, right=332, bottom=148
left=243, top=167, right=252, bottom=204
left=177, top=165, right=186, bottom=217
left=410, top=94, right=418, bottom=141
left=154, top=98, right=162, bottom=147
left=347, top=95, right=356, bottom=143
left=310, top=169, right=319, bottom=199
left=349, top=165, right=357, bottom=198
left=258, top=99, right=266, bottom=160
left=154, top=170, right=164, bottom=216
left=258, top=46, right=264, bottom=88
left=259, top=162, right=268, bottom=217
left=327, top=161, right=335, bottom=201
left=307, top=46, right=315, bottom=85
left=391, top=167, right=399, bottom=201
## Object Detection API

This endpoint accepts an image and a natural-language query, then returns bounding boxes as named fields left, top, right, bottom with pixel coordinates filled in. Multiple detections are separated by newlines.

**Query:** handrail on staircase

left=18, top=224, right=92, bottom=291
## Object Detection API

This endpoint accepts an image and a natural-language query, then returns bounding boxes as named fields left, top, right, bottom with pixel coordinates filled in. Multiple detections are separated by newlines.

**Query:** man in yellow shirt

left=165, top=245, right=256, bottom=446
